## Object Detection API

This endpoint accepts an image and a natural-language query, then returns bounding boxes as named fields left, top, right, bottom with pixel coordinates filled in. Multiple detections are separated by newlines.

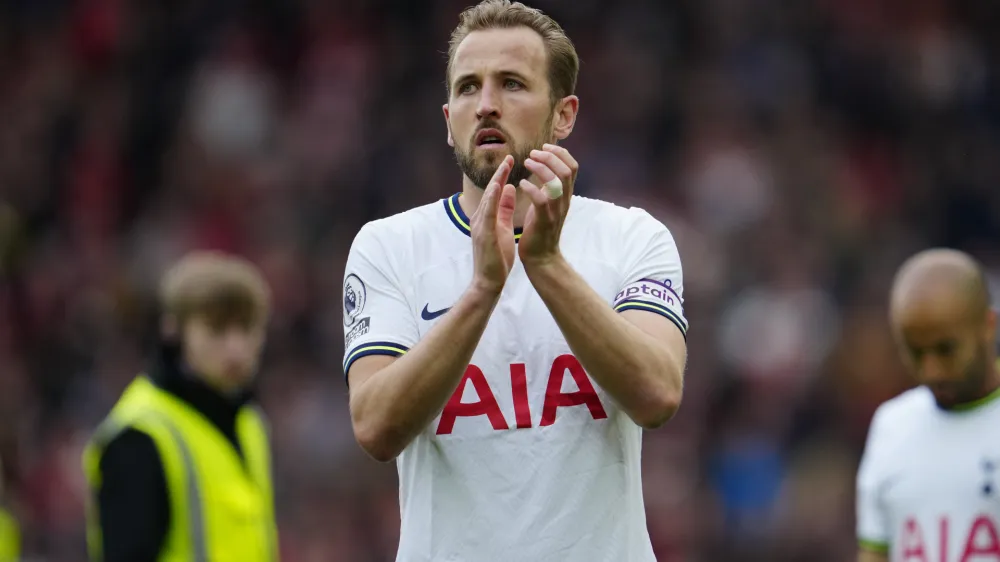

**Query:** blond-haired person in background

left=83, top=252, right=278, bottom=562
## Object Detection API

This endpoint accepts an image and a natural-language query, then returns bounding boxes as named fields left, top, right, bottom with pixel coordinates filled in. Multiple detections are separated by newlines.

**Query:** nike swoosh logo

left=421, top=304, right=451, bottom=321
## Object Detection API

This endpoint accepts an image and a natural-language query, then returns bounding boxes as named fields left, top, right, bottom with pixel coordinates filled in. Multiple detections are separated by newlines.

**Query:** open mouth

left=475, top=128, right=507, bottom=148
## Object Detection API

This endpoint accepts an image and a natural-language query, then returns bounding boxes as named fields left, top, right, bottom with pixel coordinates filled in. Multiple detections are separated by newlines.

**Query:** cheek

left=186, top=339, right=222, bottom=374
left=515, top=105, right=554, bottom=138
left=448, top=102, right=475, bottom=137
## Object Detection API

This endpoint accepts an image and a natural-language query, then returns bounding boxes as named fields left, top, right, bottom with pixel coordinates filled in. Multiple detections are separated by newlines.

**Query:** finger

left=523, top=157, right=560, bottom=186
left=497, top=183, right=516, bottom=229
left=476, top=156, right=509, bottom=220
left=478, top=182, right=500, bottom=226
left=528, top=149, right=572, bottom=181
left=542, top=143, right=579, bottom=176
left=519, top=178, right=551, bottom=208
left=488, top=155, right=514, bottom=189
left=540, top=144, right=577, bottom=198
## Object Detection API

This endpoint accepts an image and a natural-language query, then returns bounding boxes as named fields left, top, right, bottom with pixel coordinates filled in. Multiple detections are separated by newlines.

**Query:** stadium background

left=1, top=0, right=1000, bottom=560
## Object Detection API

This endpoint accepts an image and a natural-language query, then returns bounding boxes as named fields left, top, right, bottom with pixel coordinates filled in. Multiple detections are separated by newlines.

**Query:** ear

left=552, top=95, right=579, bottom=141
left=443, top=104, right=455, bottom=147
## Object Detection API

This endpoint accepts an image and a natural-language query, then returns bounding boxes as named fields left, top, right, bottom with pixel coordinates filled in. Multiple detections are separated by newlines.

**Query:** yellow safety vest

left=82, top=376, right=279, bottom=562
left=0, top=507, right=18, bottom=562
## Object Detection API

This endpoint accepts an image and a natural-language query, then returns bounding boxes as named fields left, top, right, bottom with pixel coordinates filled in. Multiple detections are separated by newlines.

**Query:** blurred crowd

left=2, top=0, right=1000, bottom=560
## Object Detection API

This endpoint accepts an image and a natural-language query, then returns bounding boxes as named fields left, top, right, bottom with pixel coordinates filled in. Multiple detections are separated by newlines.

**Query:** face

left=181, top=316, right=266, bottom=393
left=892, top=294, right=996, bottom=408
left=443, top=27, right=577, bottom=189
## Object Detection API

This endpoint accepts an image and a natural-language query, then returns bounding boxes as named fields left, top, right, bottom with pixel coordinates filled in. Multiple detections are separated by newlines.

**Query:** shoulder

left=100, top=427, right=162, bottom=474
left=858, top=388, right=932, bottom=487
left=353, top=199, right=445, bottom=246
left=569, top=196, right=676, bottom=246
left=865, top=387, right=934, bottom=450
left=874, top=386, right=934, bottom=427
left=571, top=196, right=667, bottom=228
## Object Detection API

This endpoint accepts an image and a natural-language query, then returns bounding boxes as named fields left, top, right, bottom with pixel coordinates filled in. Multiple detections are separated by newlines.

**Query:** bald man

left=856, top=248, right=1000, bottom=562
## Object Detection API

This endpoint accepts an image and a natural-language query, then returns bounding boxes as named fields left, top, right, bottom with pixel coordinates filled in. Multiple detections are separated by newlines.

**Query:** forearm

left=350, top=284, right=500, bottom=460
left=525, top=256, right=684, bottom=428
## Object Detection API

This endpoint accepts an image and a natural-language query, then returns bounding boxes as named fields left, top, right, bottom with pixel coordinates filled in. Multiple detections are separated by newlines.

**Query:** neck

left=179, top=354, right=246, bottom=398
left=459, top=175, right=537, bottom=228
left=981, top=360, right=1000, bottom=397
left=944, top=360, right=1000, bottom=411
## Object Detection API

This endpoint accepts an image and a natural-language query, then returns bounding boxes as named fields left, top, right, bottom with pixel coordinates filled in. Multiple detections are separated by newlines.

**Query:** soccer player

left=856, top=248, right=1000, bottom=562
left=342, top=1, right=688, bottom=560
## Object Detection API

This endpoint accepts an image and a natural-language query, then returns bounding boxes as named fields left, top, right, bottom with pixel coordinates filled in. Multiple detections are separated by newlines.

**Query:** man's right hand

left=348, top=157, right=518, bottom=461
left=470, top=155, right=517, bottom=295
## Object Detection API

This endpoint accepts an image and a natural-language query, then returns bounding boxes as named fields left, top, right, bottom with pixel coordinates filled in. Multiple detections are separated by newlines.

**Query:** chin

left=477, top=150, right=508, bottom=167
left=930, top=390, right=962, bottom=409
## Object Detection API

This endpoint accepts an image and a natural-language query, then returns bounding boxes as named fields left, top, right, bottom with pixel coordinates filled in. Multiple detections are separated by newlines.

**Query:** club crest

left=344, top=274, right=367, bottom=326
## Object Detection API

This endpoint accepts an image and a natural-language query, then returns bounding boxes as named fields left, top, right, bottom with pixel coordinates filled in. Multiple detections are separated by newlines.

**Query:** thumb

left=496, top=184, right=516, bottom=229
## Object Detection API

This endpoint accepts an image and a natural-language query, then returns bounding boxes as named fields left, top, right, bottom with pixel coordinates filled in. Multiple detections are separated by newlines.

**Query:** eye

left=458, top=82, right=478, bottom=95
left=504, top=78, right=523, bottom=90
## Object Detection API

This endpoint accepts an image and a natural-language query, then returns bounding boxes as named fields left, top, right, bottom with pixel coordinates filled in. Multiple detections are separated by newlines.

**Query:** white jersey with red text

left=856, top=385, right=1000, bottom=561
left=342, top=193, right=687, bottom=562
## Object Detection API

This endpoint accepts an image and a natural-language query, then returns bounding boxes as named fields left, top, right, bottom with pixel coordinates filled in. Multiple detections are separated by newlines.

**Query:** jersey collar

left=443, top=193, right=523, bottom=242
left=943, top=384, right=1000, bottom=413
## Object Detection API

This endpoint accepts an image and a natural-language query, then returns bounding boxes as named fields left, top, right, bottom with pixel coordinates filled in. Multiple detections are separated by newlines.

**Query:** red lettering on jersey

left=960, top=515, right=1000, bottom=561
left=510, top=363, right=532, bottom=429
left=539, top=355, right=608, bottom=427
left=902, top=517, right=929, bottom=561
left=941, top=517, right=949, bottom=562
left=436, top=365, right=509, bottom=435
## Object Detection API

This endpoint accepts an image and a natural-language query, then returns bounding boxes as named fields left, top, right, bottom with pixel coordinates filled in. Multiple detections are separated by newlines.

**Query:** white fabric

left=856, top=385, right=1000, bottom=558
left=342, top=194, right=686, bottom=562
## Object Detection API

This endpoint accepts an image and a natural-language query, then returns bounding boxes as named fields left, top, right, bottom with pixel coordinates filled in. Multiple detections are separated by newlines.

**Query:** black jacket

left=95, top=343, right=255, bottom=562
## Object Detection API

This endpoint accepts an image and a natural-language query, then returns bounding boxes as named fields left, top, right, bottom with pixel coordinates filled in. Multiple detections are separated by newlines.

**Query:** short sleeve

left=856, top=407, right=890, bottom=554
left=342, top=224, right=419, bottom=380
left=612, top=208, right=688, bottom=339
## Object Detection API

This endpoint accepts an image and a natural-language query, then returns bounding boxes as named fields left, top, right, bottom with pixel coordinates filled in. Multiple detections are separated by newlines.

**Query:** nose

left=221, top=329, right=255, bottom=365
left=918, top=355, right=950, bottom=385
left=476, top=81, right=501, bottom=120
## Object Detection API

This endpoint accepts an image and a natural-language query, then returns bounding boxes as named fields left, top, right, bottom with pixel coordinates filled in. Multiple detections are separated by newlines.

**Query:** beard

left=930, top=341, right=991, bottom=409
left=453, top=114, right=553, bottom=190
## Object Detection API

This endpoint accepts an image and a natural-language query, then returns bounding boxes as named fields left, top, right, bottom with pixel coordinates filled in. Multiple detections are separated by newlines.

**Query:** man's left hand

left=518, top=143, right=578, bottom=267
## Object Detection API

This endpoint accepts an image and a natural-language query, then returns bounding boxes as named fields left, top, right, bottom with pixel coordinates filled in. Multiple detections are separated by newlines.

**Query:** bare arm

left=517, top=144, right=686, bottom=429
left=347, top=158, right=518, bottom=462
left=347, top=284, right=501, bottom=461
left=525, top=256, right=686, bottom=428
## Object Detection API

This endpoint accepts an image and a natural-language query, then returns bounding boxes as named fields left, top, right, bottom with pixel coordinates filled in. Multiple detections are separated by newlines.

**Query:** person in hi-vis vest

left=83, top=251, right=278, bottom=562
left=0, top=455, right=19, bottom=562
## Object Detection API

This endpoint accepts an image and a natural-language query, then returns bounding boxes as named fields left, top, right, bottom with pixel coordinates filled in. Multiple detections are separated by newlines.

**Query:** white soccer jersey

left=342, top=193, right=687, bottom=562
left=856, top=385, right=1000, bottom=561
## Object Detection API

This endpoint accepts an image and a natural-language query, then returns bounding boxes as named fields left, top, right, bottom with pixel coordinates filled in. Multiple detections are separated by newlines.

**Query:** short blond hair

left=159, top=251, right=271, bottom=329
left=447, top=0, right=579, bottom=103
